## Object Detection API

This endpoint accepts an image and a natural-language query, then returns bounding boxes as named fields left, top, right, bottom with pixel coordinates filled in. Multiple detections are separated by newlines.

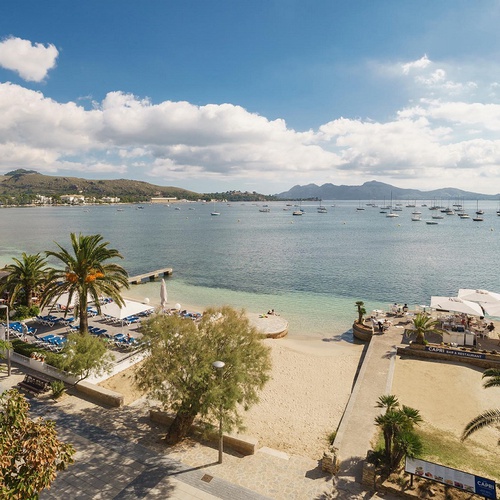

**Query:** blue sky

left=1, top=1, right=500, bottom=194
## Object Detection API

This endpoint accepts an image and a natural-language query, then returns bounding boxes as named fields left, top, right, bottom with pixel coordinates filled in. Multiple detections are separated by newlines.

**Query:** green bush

left=12, top=339, right=62, bottom=364
left=12, top=305, right=40, bottom=320
left=12, top=339, right=40, bottom=357
left=50, top=380, right=66, bottom=399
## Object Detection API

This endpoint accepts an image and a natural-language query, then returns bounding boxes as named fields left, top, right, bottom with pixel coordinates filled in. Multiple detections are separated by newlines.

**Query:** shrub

left=12, top=305, right=40, bottom=320
left=50, top=380, right=66, bottom=399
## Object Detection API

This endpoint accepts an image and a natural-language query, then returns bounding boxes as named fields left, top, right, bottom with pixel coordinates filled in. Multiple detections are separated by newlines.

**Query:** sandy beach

left=99, top=304, right=500, bottom=466
left=240, top=338, right=365, bottom=458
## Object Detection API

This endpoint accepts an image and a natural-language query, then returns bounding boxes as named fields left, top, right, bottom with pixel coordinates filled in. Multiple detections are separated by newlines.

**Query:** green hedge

left=12, top=339, right=62, bottom=364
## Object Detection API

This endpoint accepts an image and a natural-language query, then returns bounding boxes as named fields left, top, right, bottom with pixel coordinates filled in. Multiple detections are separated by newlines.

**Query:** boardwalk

left=128, top=268, right=173, bottom=284
left=333, top=324, right=399, bottom=485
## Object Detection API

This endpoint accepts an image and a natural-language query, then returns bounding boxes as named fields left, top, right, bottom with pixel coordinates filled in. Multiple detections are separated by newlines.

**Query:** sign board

left=406, top=458, right=497, bottom=499
left=425, top=345, right=486, bottom=360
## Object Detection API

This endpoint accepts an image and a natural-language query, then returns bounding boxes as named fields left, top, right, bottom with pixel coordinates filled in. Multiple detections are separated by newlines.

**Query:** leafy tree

left=46, top=333, right=114, bottom=384
left=0, top=389, right=75, bottom=498
left=374, top=394, right=423, bottom=471
left=410, top=313, right=443, bottom=345
left=0, top=253, right=48, bottom=308
left=42, top=233, right=129, bottom=334
left=0, top=339, right=12, bottom=374
left=462, top=368, right=500, bottom=444
left=135, top=306, right=272, bottom=444
left=355, top=301, right=366, bottom=324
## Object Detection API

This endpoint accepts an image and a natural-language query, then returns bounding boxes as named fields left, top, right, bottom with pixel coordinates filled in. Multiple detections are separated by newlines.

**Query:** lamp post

left=0, top=304, right=11, bottom=376
left=212, top=360, right=225, bottom=464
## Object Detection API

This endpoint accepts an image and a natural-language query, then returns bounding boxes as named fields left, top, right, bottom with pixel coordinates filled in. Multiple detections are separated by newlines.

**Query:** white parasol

left=160, top=279, right=168, bottom=310
left=100, top=299, right=154, bottom=321
left=457, top=289, right=500, bottom=303
left=430, top=296, right=484, bottom=316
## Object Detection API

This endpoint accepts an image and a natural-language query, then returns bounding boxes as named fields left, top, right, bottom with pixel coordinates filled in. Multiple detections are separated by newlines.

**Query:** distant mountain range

left=276, top=181, right=500, bottom=201
left=2, top=171, right=498, bottom=203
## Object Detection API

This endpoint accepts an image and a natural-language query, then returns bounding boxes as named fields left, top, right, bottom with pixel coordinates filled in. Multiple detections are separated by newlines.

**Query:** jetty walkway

left=128, top=267, right=173, bottom=284
left=333, top=323, right=400, bottom=488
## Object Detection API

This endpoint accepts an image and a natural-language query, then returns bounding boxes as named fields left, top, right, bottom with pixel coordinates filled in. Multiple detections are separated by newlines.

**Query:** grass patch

left=417, top=425, right=500, bottom=482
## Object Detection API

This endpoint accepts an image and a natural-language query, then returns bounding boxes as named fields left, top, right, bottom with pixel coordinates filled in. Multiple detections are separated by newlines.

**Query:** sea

left=1, top=199, right=499, bottom=339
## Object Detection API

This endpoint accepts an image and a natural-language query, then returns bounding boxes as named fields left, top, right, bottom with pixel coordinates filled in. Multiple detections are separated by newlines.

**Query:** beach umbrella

left=457, top=289, right=500, bottom=303
left=100, top=299, right=154, bottom=322
left=160, top=279, right=168, bottom=310
left=479, top=301, right=500, bottom=317
left=430, top=296, right=483, bottom=316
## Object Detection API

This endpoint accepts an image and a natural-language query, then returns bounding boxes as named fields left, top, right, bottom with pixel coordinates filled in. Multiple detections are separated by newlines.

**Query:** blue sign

left=475, top=475, right=497, bottom=500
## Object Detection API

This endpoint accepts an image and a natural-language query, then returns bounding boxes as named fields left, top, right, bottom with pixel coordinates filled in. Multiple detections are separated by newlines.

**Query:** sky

left=1, top=1, right=500, bottom=195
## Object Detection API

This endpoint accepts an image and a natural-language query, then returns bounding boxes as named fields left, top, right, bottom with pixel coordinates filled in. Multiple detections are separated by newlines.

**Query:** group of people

left=371, top=316, right=392, bottom=334
left=391, top=303, right=409, bottom=316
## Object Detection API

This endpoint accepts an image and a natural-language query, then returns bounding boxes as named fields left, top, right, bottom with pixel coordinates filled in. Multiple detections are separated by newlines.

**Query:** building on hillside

left=60, top=194, right=86, bottom=205
left=35, top=195, right=53, bottom=205
left=101, top=196, right=120, bottom=203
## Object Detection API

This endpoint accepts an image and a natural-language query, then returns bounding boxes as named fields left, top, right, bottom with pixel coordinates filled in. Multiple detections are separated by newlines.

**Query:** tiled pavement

left=33, top=402, right=274, bottom=500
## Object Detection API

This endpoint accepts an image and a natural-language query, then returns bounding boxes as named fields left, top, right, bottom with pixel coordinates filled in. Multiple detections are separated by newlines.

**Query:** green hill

left=0, top=170, right=200, bottom=202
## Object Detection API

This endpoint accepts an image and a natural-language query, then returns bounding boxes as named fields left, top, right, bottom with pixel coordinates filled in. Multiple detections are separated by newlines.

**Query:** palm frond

left=461, top=408, right=500, bottom=441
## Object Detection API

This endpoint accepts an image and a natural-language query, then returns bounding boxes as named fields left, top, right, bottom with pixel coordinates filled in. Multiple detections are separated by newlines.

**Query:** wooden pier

left=128, top=267, right=173, bottom=284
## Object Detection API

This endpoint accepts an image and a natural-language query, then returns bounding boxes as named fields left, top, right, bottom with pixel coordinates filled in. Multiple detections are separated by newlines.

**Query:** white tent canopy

left=430, top=296, right=483, bottom=316
left=100, top=299, right=154, bottom=320
left=457, top=289, right=500, bottom=303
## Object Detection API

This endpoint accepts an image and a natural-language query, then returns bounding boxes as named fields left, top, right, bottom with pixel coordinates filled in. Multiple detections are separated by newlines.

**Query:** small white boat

left=292, top=210, right=303, bottom=216
left=411, top=215, right=421, bottom=221
left=386, top=212, right=399, bottom=218
left=211, top=201, right=221, bottom=216
left=259, top=207, right=270, bottom=212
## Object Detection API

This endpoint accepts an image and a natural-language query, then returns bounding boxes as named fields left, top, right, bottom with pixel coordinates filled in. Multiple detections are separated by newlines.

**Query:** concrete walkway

left=33, top=402, right=272, bottom=500
left=332, top=324, right=401, bottom=486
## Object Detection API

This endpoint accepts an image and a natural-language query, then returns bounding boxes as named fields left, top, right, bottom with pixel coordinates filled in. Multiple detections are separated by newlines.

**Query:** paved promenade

left=332, top=323, right=400, bottom=487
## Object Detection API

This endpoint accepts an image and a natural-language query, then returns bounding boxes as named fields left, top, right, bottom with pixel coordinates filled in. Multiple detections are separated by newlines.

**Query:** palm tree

left=375, top=394, right=423, bottom=471
left=411, top=313, right=443, bottom=345
left=355, top=301, right=366, bottom=324
left=41, top=233, right=129, bottom=334
left=0, top=253, right=48, bottom=308
left=462, top=368, right=500, bottom=444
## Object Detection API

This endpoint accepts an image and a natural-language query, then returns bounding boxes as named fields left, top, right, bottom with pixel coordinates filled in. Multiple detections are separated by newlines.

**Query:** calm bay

left=1, top=200, right=499, bottom=338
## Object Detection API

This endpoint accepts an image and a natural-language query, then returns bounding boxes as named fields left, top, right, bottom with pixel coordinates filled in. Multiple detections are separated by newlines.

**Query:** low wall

left=11, top=352, right=78, bottom=384
left=11, top=351, right=124, bottom=407
left=75, top=380, right=124, bottom=407
left=398, top=343, right=500, bottom=369
left=150, top=409, right=259, bottom=456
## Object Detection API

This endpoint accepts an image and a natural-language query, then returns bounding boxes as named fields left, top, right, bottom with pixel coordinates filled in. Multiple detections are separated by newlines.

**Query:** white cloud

left=401, top=55, right=431, bottom=75
left=2, top=74, right=500, bottom=193
left=0, top=36, right=58, bottom=82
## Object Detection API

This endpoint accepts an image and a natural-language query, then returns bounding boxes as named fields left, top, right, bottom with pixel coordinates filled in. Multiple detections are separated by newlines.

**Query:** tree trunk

left=165, top=407, right=198, bottom=444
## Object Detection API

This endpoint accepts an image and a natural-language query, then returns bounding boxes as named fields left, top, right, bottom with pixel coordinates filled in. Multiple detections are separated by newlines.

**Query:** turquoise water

left=1, top=200, right=499, bottom=338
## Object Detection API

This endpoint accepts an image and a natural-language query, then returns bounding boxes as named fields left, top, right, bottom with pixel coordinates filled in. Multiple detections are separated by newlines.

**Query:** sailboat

left=317, top=200, right=327, bottom=213
left=386, top=192, right=399, bottom=218
left=211, top=201, right=221, bottom=216
left=472, top=201, right=483, bottom=221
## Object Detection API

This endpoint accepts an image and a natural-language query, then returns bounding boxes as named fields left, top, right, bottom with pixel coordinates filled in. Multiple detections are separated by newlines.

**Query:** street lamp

left=212, top=360, right=225, bottom=464
left=0, top=304, right=11, bottom=376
